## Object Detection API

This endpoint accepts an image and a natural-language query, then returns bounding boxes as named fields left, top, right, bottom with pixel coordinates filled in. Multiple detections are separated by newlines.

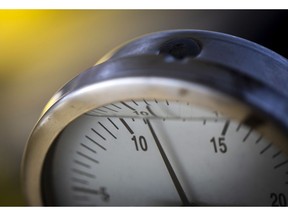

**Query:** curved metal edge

left=98, top=29, right=287, bottom=65
left=21, top=77, right=288, bottom=205
left=106, top=30, right=288, bottom=99
left=43, top=30, right=288, bottom=114
left=38, top=54, right=288, bottom=134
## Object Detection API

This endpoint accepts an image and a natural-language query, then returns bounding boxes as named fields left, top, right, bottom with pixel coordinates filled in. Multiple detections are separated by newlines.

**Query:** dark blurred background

left=0, top=10, right=287, bottom=206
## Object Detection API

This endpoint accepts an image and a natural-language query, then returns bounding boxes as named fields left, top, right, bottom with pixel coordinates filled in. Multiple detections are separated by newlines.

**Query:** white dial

left=44, top=100, right=288, bottom=206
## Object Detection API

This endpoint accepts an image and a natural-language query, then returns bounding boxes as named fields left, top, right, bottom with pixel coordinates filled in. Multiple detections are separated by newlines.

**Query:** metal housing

left=21, top=30, right=288, bottom=205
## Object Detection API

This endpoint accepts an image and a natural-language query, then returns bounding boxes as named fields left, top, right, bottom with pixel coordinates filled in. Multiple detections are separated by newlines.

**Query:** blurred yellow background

left=0, top=10, right=287, bottom=206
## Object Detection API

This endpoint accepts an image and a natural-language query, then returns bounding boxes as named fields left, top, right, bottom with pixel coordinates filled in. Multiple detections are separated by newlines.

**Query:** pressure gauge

left=22, top=30, right=288, bottom=206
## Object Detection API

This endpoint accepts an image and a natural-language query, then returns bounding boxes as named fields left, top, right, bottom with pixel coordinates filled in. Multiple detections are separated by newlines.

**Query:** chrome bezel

left=22, top=76, right=288, bottom=205
left=22, top=29, right=288, bottom=206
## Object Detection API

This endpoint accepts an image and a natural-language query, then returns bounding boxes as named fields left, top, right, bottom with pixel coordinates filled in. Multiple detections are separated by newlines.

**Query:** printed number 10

left=132, top=135, right=148, bottom=151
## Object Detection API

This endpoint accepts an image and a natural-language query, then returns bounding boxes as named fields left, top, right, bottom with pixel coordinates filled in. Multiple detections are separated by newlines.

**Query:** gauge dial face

left=43, top=100, right=288, bottom=206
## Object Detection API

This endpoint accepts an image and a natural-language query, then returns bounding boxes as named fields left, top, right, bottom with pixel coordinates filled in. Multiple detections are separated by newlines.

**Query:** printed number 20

left=270, top=193, right=287, bottom=206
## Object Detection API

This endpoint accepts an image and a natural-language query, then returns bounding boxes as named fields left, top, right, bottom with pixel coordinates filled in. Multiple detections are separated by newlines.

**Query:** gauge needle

left=146, top=119, right=190, bottom=206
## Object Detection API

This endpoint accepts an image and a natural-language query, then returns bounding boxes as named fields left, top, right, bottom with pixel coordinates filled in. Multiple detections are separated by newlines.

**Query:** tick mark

left=72, top=168, right=96, bottom=179
left=274, top=160, right=288, bottom=169
left=143, top=99, right=150, bottom=105
left=131, top=100, right=139, bottom=106
left=119, top=118, right=134, bottom=135
left=272, top=150, right=281, bottom=159
left=111, top=104, right=122, bottom=109
left=95, top=108, right=108, bottom=113
left=91, top=128, right=106, bottom=140
left=98, top=122, right=117, bottom=139
left=236, top=123, right=242, bottom=132
left=243, top=128, right=253, bottom=142
left=74, top=160, right=91, bottom=169
left=72, top=177, right=89, bottom=185
left=80, top=142, right=97, bottom=154
left=260, top=143, right=272, bottom=155
left=85, top=135, right=107, bottom=151
left=72, top=187, right=110, bottom=202
left=108, top=118, right=119, bottom=129
left=77, top=151, right=99, bottom=164
left=103, top=106, right=118, bottom=113
left=146, top=105, right=157, bottom=117
left=255, top=135, right=263, bottom=144
left=120, top=101, right=135, bottom=111
left=89, top=111, right=103, bottom=116
left=221, top=120, right=230, bottom=136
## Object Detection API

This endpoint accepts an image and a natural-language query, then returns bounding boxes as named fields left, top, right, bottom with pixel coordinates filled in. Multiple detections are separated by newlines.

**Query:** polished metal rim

left=22, top=75, right=288, bottom=205
left=21, top=29, right=288, bottom=206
